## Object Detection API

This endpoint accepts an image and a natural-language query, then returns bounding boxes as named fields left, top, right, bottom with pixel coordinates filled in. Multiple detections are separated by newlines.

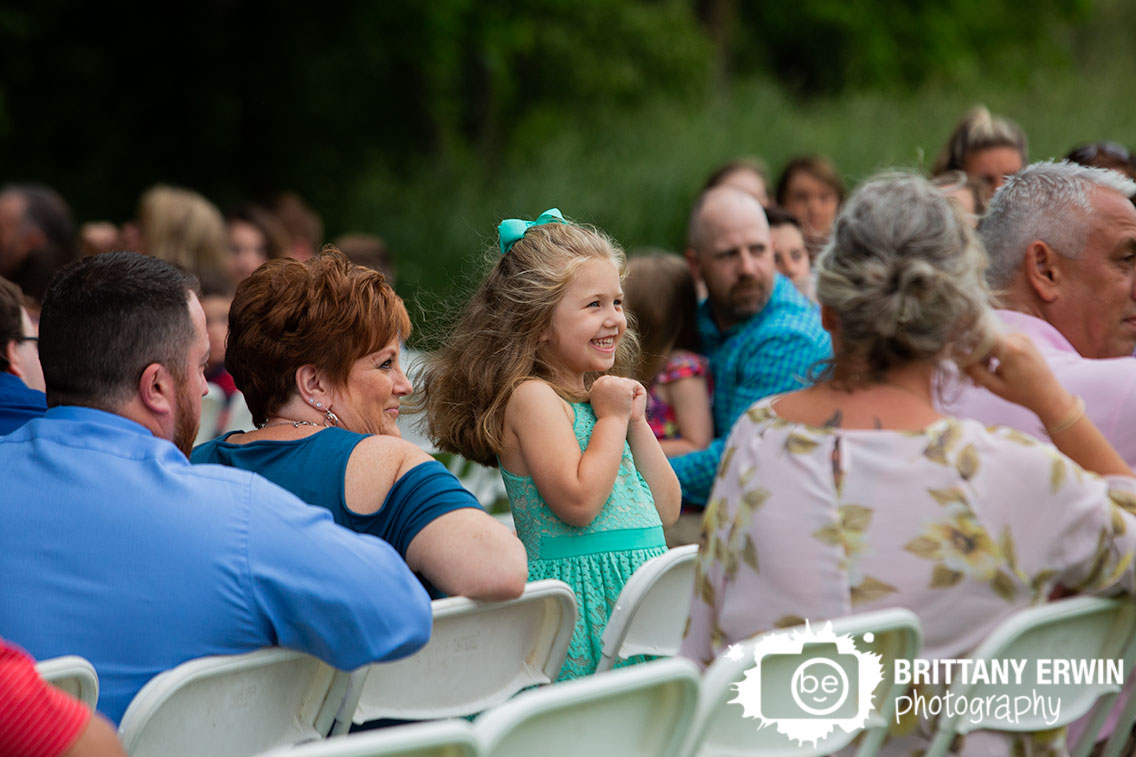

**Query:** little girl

left=624, top=253, right=713, bottom=457
left=423, top=209, right=681, bottom=680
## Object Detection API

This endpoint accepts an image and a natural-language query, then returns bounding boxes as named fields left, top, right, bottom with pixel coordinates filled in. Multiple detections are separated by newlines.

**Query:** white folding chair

left=596, top=544, right=698, bottom=672
left=262, top=720, right=478, bottom=757
left=118, top=648, right=352, bottom=757
left=923, top=596, right=1136, bottom=757
left=332, top=579, right=577, bottom=733
left=688, top=607, right=922, bottom=756
left=35, top=655, right=99, bottom=708
left=475, top=657, right=701, bottom=757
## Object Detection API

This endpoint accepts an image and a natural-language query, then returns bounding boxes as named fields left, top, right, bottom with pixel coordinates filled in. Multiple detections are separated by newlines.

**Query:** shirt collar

left=698, top=274, right=791, bottom=349
left=994, top=309, right=1079, bottom=354
left=45, top=405, right=159, bottom=437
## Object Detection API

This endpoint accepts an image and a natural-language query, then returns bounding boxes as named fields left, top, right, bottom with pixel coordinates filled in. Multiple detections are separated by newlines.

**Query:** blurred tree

left=728, top=0, right=1092, bottom=94
left=0, top=0, right=710, bottom=225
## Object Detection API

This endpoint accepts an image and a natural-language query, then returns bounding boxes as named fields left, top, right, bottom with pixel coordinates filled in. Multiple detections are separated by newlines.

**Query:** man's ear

left=138, top=363, right=175, bottom=416
left=1024, top=240, right=1062, bottom=303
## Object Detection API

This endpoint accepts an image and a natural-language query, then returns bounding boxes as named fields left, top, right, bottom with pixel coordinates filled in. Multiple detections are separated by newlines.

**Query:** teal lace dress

left=500, top=401, right=667, bottom=681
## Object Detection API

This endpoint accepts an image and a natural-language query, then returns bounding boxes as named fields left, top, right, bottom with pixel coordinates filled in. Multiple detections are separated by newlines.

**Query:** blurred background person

left=701, top=157, right=771, bottom=207
left=137, top=184, right=227, bottom=281
left=334, top=232, right=397, bottom=284
left=224, top=203, right=288, bottom=287
left=268, top=191, right=323, bottom=262
left=931, top=169, right=988, bottom=227
left=192, top=249, right=527, bottom=600
left=933, top=104, right=1027, bottom=200
left=0, top=184, right=76, bottom=319
left=1065, top=141, right=1136, bottom=182
left=624, top=252, right=712, bottom=458
left=0, top=276, right=45, bottom=433
left=775, top=154, right=845, bottom=258
left=765, top=205, right=814, bottom=300
left=78, top=221, right=121, bottom=258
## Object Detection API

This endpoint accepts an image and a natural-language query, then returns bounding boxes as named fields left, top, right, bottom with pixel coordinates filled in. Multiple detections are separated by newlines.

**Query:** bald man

left=670, top=187, right=831, bottom=506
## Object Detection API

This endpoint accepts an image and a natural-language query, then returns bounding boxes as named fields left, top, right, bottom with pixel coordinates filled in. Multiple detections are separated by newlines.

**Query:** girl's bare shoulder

left=504, top=379, right=575, bottom=429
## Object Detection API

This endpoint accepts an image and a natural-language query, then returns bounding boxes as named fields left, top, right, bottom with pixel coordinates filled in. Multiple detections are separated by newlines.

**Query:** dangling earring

left=324, top=408, right=340, bottom=427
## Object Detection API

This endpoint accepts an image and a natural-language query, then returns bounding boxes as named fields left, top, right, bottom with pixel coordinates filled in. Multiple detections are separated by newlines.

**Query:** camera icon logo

left=762, top=643, right=858, bottom=718
left=729, top=622, right=883, bottom=746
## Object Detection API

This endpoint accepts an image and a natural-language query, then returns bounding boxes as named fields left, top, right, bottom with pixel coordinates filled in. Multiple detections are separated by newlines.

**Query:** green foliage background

left=0, top=0, right=1132, bottom=341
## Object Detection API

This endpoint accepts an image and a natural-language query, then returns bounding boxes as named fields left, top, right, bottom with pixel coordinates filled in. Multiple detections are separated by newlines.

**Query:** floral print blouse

left=680, top=396, right=1136, bottom=755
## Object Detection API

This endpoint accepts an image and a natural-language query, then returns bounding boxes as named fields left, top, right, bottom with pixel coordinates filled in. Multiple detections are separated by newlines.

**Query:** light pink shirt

left=942, top=309, right=1136, bottom=468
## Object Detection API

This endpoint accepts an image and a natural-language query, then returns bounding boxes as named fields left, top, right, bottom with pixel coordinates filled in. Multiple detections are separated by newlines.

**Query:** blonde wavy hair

left=421, top=220, right=639, bottom=467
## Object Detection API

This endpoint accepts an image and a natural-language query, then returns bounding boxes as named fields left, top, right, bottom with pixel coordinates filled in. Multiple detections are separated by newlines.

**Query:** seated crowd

left=3, top=112, right=1136, bottom=755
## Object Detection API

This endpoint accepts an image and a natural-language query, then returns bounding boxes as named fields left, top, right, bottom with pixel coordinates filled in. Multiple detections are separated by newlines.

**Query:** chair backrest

left=475, top=657, right=701, bottom=757
left=264, top=720, right=479, bottom=757
left=689, top=608, right=923, bottom=757
left=596, top=544, right=698, bottom=672
left=924, top=596, right=1136, bottom=757
left=35, top=655, right=99, bottom=708
left=333, top=579, right=577, bottom=731
left=118, top=648, right=351, bottom=757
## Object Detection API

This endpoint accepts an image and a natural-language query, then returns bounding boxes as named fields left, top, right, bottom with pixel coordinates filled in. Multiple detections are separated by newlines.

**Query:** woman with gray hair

left=680, top=172, right=1136, bottom=754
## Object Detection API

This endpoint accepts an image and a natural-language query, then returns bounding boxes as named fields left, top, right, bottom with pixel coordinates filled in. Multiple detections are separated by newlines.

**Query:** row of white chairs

left=36, top=546, right=1136, bottom=756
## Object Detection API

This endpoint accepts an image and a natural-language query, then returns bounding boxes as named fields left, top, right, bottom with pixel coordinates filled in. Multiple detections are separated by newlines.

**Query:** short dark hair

left=39, top=251, right=200, bottom=410
left=764, top=205, right=802, bottom=229
left=0, top=276, right=25, bottom=373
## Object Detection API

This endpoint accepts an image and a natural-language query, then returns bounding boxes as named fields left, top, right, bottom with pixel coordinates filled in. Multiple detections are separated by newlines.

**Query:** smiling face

left=326, top=337, right=413, bottom=436
left=1050, top=187, right=1136, bottom=358
left=543, top=257, right=627, bottom=390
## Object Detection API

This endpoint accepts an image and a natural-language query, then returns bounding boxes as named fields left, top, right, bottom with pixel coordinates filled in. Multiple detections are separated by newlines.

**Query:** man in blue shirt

left=0, top=276, right=46, bottom=434
left=670, top=187, right=832, bottom=505
left=0, top=252, right=432, bottom=724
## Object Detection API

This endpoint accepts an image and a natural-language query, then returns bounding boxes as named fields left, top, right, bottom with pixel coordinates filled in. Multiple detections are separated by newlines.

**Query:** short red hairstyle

left=226, top=247, right=411, bottom=426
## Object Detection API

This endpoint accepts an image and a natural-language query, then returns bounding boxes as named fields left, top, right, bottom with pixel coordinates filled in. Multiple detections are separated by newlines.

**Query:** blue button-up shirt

left=0, top=406, right=432, bottom=724
left=670, top=275, right=832, bottom=505
left=0, top=371, right=45, bottom=435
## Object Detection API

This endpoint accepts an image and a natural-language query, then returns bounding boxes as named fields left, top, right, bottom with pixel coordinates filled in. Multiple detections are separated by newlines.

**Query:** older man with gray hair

left=945, top=160, right=1136, bottom=464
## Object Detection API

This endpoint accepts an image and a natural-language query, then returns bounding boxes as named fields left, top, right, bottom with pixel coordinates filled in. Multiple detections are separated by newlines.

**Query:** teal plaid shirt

left=669, top=275, right=832, bottom=505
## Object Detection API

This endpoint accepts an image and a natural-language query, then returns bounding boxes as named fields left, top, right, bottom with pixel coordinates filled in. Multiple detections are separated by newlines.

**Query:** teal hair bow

left=498, top=208, right=567, bottom=255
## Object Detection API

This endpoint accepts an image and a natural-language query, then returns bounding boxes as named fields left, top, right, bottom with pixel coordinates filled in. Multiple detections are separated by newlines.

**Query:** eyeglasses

left=1067, top=142, right=1134, bottom=166
left=17, top=336, right=37, bottom=349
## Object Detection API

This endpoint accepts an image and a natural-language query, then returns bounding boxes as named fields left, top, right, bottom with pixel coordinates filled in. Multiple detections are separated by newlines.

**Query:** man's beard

left=727, top=277, right=770, bottom=322
left=172, top=378, right=200, bottom=458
